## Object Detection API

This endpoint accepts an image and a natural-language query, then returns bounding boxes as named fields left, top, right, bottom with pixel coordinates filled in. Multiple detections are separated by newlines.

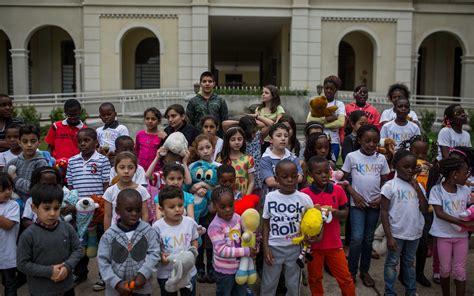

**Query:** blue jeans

left=215, top=271, right=247, bottom=296
left=348, top=206, right=379, bottom=275
left=331, top=143, right=340, bottom=161
left=158, top=275, right=196, bottom=296
left=384, top=238, right=419, bottom=296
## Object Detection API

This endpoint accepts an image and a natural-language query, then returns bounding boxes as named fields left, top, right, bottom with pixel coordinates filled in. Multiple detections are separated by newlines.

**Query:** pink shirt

left=135, top=130, right=162, bottom=172
left=345, top=102, right=381, bottom=129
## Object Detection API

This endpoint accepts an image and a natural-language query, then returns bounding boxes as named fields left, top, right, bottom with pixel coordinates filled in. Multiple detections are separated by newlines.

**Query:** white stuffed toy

left=75, top=197, right=99, bottom=241
left=160, top=132, right=188, bottom=157
left=165, top=246, right=198, bottom=293
left=61, top=188, right=79, bottom=222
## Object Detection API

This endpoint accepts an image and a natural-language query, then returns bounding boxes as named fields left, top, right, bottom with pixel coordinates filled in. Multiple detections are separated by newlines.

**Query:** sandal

left=360, top=272, right=375, bottom=287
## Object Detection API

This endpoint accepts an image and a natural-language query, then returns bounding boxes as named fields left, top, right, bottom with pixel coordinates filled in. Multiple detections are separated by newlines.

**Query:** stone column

left=10, top=49, right=29, bottom=96
left=461, top=55, right=474, bottom=98
left=191, top=3, right=209, bottom=81
left=74, top=49, right=84, bottom=93
left=411, top=54, right=419, bottom=98
left=289, top=7, right=310, bottom=89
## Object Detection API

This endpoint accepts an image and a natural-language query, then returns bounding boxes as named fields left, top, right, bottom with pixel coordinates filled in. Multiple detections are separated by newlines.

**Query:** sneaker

left=432, top=273, right=441, bottom=285
left=196, top=269, right=206, bottom=283
left=93, top=279, right=106, bottom=291
left=206, top=269, right=216, bottom=283
left=73, top=274, right=87, bottom=287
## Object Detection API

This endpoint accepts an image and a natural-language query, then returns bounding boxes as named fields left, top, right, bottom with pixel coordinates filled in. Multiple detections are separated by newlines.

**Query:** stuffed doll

left=160, top=132, right=188, bottom=157
left=452, top=204, right=474, bottom=232
left=372, top=224, right=387, bottom=257
left=377, top=138, right=396, bottom=158
left=316, top=204, right=333, bottom=224
left=165, top=246, right=198, bottom=292
left=234, top=194, right=260, bottom=216
left=309, top=95, right=338, bottom=118
left=235, top=208, right=260, bottom=285
left=292, top=207, right=324, bottom=268
left=55, top=157, right=68, bottom=180
left=186, top=160, right=219, bottom=221
left=331, top=170, right=349, bottom=187
left=75, top=197, right=99, bottom=241
left=61, top=188, right=78, bottom=222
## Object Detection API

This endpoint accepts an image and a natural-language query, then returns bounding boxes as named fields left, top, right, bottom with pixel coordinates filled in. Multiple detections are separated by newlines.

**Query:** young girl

left=208, top=186, right=255, bottom=296
left=164, top=104, right=198, bottom=146
left=427, top=157, right=472, bottom=296
left=380, top=150, right=428, bottom=296
left=103, top=152, right=150, bottom=230
left=278, top=115, right=301, bottom=158
left=218, top=127, right=255, bottom=195
left=342, top=124, right=390, bottom=286
left=437, top=104, right=470, bottom=160
left=380, top=97, right=421, bottom=150
left=380, top=83, right=419, bottom=126
left=135, top=107, right=167, bottom=171
left=299, top=122, right=324, bottom=161
left=256, top=85, right=285, bottom=153
left=201, top=115, right=223, bottom=162
left=302, top=132, right=334, bottom=186
left=154, top=162, right=194, bottom=221
left=342, top=110, right=368, bottom=163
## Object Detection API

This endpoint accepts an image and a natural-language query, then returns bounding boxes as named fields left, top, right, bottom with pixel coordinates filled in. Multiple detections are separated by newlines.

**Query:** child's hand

left=196, top=188, right=207, bottom=197
left=182, top=149, right=190, bottom=164
left=368, top=197, right=381, bottom=209
left=248, top=247, right=256, bottom=258
left=56, top=266, right=68, bottom=282
left=134, top=273, right=146, bottom=290
left=157, top=147, right=167, bottom=158
left=60, top=204, right=76, bottom=216
left=115, top=281, right=132, bottom=296
left=161, top=252, right=170, bottom=265
left=263, top=246, right=273, bottom=265
left=50, top=263, right=64, bottom=282
left=352, top=193, right=367, bottom=209
left=386, top=237, right=397, bottom=251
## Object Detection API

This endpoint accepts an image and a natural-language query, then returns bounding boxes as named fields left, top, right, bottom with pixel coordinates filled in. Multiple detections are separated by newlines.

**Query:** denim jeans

left=215, top=271, right=247, bottom=296
left=1, top=268, right=17, bottom=296
left=348, top=206, right=379, bottom=275
left=331, top=143, right=340, bottom=161
left=158, top=274, right=196, bottom=296
left=384, top=238, right=419, bottom=296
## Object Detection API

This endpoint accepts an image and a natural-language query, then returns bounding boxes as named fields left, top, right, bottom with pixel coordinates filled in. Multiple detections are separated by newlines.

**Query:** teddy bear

left=452, top=205, right=474, bottom=232
left=292, top=207, right=324, bottom=268
left=235, top=208, right=260, bottom=285
left=377, top=138, right=396, bottom=159
left=160, top=132, right=188, bottom=157
left=61, top=188, right=79, bottom=222
left=309, top=95, right=338, bottom=118
left=165, top=246, right=198, bottom=293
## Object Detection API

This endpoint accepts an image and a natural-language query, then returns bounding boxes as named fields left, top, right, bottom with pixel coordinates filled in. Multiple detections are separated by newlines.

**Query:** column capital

left=9, top=49, right=29, bottom=58
left=74, top=49, right=84, bottom=58
left=461, top=55, right=474, bottom=64
left=411, top=54, right=420, bottom=63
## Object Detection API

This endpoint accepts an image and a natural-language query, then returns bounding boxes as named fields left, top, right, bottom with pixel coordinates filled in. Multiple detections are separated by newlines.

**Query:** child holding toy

left=153, top=185, right=199, bottom=296
left=301, top=156, right=355, bottom=295
left=261, top=160, right=313, bottom=296
left=98, top=188, right=160, bottom=296
left=96, top=102, right=129, bottom=154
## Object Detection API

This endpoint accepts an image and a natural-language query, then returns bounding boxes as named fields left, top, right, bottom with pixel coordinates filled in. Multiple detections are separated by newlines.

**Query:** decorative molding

left=322, top=16, right=396, bottom=23
left=100, top=13, right=178, bottom=19
left=461, top=56, right=474, bottom=64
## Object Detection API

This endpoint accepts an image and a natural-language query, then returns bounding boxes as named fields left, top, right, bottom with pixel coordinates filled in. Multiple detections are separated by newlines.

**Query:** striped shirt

left=208, top=213, right=250, bottom=274
left=66, top=151, right=110, bottom=199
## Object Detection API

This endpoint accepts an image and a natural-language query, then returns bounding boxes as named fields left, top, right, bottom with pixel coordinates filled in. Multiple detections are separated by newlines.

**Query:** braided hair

left=399, top=134, right=428, bottom=151
left=211, top=186, right=234, bottom=204
left=442, top=103, right=461, bottom=127
left=392, top=149, right=416, bottom=168
left=426, top=157, right=466, bottom=198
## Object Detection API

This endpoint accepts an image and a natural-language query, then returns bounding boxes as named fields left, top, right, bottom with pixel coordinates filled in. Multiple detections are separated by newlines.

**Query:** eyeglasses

left=64, top=113, right=80, bottom=119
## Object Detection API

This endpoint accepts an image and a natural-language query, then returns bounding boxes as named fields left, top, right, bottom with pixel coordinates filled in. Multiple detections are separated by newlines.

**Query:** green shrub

left=17, top=105, right=41, bottom=126
left=468, top=110, right=474, bottom=133
left=419, top=110, right=436, bottom=134
left=49, top=106, right=88, bottom=123
left=214, top=86, right=308, bottom=96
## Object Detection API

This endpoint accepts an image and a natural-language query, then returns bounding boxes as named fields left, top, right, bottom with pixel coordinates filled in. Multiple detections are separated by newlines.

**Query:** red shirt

left=345, top=102, right=381, bottom=129
left=301, top=183, right=348, bottom=250
left=45, top=120, right=87, bottom=160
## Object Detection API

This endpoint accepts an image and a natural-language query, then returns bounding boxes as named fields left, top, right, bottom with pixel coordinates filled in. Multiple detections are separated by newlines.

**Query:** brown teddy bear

left=309, top=95, right=338, bottom=118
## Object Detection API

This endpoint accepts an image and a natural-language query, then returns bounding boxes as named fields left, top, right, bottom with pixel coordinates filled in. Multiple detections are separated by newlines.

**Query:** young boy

left=109, top=135, right=147, bottom=186
left=300, top=156, right=355, bottom=295
left=260, top=123, right=303, bottom=195
left=217, top=164, right=242, bottom=200
left=96, top=102, right=129, bottom=154
left=17, top=183, right=83, bottom=295
left=185, top=71, right=228, bottom=133
left=261, top=160, right=313, bottom=296
left=153, top=185, right=199, bottom=295
left=0, top=123, right=22, bottom=169
left=98, top=188, right=160, bottom=296
left=4, top=124, right=48, bottom=201
left=45, top=98, right=87, bottom=160
left=0, top=94, right=23, bottom=152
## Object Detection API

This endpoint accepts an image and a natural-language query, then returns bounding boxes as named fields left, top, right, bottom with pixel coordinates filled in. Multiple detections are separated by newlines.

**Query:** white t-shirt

left=103, top=184, right=150, bottom=225
left=153, top=216, right=199, bottom=279
left=429, top=184, right=471, bottom=238
left=0, top=199, right=20, bottom=269
left=380, top=108, right=419, bottom=123
left=380, top=120, right=421, bottom=150
left=213, top=137, right=223, bottom=161
left=342, top=150, right=390, bottom=205
left=381, top=177, right=424, bottom=240
left=109, top=165, right=147, bottom=186
left=325, top=100, right=346, bottom=144
left=96, top=124, right=129, bottom=152
left=436, top=127, right=471, bottom=160
left=22, top=197, right=36, bottom=222
left=0, top=150, right=19, bottom=168
left=262, top=190, right=313, bottom=247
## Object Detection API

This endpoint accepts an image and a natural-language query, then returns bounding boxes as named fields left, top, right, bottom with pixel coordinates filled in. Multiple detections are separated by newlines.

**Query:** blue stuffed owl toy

left=186, top=160, right=219, bottom=221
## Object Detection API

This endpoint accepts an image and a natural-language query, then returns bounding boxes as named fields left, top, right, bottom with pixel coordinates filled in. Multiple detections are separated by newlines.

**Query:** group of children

left=0, top=70, right=473, bottom=296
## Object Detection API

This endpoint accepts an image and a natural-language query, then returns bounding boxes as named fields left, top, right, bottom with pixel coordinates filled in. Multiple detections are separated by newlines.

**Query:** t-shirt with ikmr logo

left=262, top=190, right=313, bottom=247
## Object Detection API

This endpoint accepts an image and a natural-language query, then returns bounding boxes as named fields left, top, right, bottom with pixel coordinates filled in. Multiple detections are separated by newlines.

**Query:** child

left=380, top=83, right=419, bottom=126
left=217, top=164, right=242, bottom=200
left=98, top=188, right=160, bottom=296
left=4, top=124, right=48, bottom=201
left=96, top=102, right=129, bottom=153
left=256, top=85, right=285, bottom=152
left=103, top=152, right=150, bottom=230
left=261, top=160, right=313, bottom=296
left=0, top=172, right=19, bottom=296
left=45, top=98, right=87, bottom=160
left=278, top=115, right=301, bottom=158
left=260, top=123, right=303, bottom=194
left=342, top=110, right=368, bottom=162
left=427, top=157, right=472, bottom=295
left=67, top=128, right=110, bottom=199
left=164, top=104, right=198, bottom=146
left=208, top=186, right=255, bottom=296
left=306, top=75, right=346, bottom=161
left=342, top=124, right=390, bottom=286
left=298, top=121, right=324, bottom=161
left=186, top=71, right=228, bottom=133
left=201, top=115, right=223, bottom=161
left=154, top=162, right=195, bottom=221
left=109, top=135, right=147, bottom=187
left=0, top=94, right=23, bottom=152
left=218, top=127, right=255, bottom=195
left=135, top=107, right=167, bottom=172
left=302, top=132, right=335, bottom=187
left=17, top=184, right=82, bottom=295
left=345, top=85, right=380, bottom=129
left=380, top=97, right=421, bottom=150
left=0, top=123, right=22, bottom=169
left=153, top=185, right=199, bottom=296
left=380, top=150, right=428, bottom=296
left=437, top=104, right=470, bottom=160
left=301, top=156, right=355, bottom=295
